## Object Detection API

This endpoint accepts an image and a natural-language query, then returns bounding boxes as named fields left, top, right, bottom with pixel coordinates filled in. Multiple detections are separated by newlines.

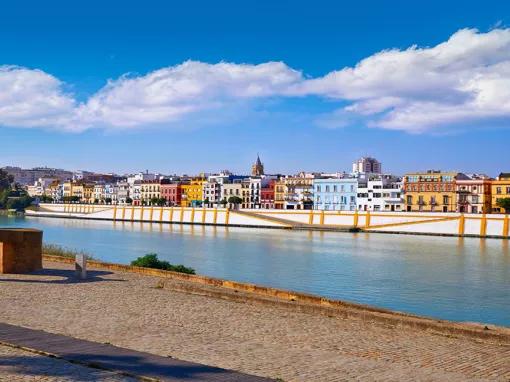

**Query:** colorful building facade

left=313, top=178, right=357, bottom=211
left=404, top=171, right=469, bottom=212
left=181, top=179, right=206, bottom=207
left=455, top=176, right=492, bottom=214
left=161, top=183, right=182, bottom=206
left=491, top=173, right=510, bottom=213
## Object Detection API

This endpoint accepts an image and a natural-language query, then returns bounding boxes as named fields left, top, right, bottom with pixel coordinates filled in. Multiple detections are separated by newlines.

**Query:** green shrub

left=131, top=253, right=195, bottom=275
left=42, top=243, right=95, bottom=260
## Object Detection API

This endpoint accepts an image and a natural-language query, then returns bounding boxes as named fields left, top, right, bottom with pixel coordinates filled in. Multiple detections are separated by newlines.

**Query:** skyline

left=2, top=0, right=510, bottom=176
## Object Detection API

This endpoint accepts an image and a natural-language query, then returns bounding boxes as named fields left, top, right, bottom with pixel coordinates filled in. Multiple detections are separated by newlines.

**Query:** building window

left=443, top=195, right=449, bottom=205
left=497, top=187, right=502, bottom=194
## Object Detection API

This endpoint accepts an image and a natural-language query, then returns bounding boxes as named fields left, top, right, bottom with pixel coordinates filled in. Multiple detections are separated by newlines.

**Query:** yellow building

left=181, top=179, right=206, bottom=207
left=274, top=179, right=286, bottom=209
left=491, top=173, right=510, bottom=213
left=71, top=183, right=84, bottom=201
left=274, top=176, right=313, bottom=210
left=403, top=171, right=468, bottom=212
left=83, top=183, right=95, bottom=203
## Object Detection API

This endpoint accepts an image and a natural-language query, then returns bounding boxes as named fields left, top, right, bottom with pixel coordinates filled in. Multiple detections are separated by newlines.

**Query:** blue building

left=313, top=178, right=358, bottom=211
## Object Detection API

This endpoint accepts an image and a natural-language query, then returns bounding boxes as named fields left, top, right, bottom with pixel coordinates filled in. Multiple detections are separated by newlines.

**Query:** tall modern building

left=251, top=154, right=264, bottom=176
left=352, top=157, right=382, bottom=174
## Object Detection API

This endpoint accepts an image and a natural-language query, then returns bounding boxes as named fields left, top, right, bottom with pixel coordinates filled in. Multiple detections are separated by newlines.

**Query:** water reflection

left=1, top=215, right=509, bottom=326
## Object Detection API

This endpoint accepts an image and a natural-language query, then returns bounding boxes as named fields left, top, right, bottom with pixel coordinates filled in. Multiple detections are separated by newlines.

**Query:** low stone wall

left=43, top=255, right=510, bottom=343
left=0, top=229, right=42, bottom=274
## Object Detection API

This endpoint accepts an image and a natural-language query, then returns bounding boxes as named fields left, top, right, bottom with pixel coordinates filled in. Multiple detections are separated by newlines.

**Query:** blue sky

left=1, top=0, right=509, bottom=176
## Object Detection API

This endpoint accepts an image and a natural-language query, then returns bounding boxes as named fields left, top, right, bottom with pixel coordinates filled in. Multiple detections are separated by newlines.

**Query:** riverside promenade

left=1, top=259, right=509, bottom=381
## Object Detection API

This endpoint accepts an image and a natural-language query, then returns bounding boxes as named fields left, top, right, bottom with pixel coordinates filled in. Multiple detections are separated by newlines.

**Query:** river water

left=1, top=215, right=509, bottom=326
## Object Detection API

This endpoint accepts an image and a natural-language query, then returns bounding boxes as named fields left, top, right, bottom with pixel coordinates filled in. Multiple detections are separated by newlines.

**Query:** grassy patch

left=42, top=243, right=96, bottom=260
left=131, top=253, right=196, bottom=275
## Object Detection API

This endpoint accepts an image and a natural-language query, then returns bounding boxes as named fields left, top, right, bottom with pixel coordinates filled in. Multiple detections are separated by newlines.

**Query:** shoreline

left=24, top=211, right=510, bottom=240
left=43, top=254, right=510, bottom=340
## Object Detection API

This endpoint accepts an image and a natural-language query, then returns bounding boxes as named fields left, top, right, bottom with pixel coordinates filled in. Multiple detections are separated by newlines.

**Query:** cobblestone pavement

left=0, top=344, right=136, bottom=381
left=0, top=261, right=509, bottom=382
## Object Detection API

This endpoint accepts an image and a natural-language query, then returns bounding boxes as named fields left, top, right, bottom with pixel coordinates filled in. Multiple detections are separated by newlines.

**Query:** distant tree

left=125, top=197, right=133, bottom=205
left=105, top=197, right=112, bottom=204
left=228, top=196, right=243, bottom=208
left=157, top=198, right=167, bottom=206
left=220, top=198, right=227, bottom=207
left=0, top=169, right=14, bottom=191
left=150, top=197, right=159, bottom=206
left=40, top=195, right=53, bottom=203
left=496, top=198, right=510, bottom=212
left=6, top=195, right=34, bottom=211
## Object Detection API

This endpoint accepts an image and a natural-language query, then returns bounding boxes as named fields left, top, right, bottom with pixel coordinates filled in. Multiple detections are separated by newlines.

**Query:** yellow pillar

left=202, top=207, right=207, bottom=224
left=320, top=210, right=325, bottom=225
left=113, top=206, right=117, bottom=221
left=190, top=208, right=195, bottom=223
left=180, top=207, right=184, bottom=222
left=353, top=210, right=359, bottom=228
left=503, top=215, right=509, bottom=237
left=131, top=206, right=135, bottom=221
left=149, top=206, right=154, bottom=221
left=169, top=207, right=174, bottom=222
left=480, top=214, right=487, bottom=237
left=213, top=208, right=218, bottom=224
left=457, top=214, right=465, bottom=236
left=140, top=206, right=144, bottom=221
left=308, top=210, right=314, bottom=225
left=365, top=210, right=371, bottom=228
left=225, top=208, right=230, bottom=225
left=159, top=207, right=164, bottom=222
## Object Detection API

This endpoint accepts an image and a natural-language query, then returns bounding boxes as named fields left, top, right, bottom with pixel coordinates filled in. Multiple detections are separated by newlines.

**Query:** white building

left=26, top=178, right=57, bottom=197
left=357, top=175, right=403, bottom=212
left=93, top=184, right=105, bottom=202
left=352, top=157, right=382, bottom=175
left=203, top=180, right=222, bottom=207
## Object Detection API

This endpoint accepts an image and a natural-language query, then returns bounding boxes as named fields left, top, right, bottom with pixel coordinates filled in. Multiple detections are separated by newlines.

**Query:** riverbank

left=1, top=258, right=509, bottom=381
left=27, top=203, right=510, bottom=239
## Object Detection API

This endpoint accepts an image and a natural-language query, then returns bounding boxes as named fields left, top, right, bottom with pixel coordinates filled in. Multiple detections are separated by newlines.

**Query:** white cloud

left=303, top=28, right=510, bottom=131
left=2, top=28, right=510, bottom=133
left=77, top=61, right=303, bottom=128
left=0, top=66, right=76, bottom=130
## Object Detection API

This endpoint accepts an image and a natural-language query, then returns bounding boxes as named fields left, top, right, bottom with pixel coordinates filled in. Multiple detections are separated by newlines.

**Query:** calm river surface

left=1, top=215, right=509, bottom=326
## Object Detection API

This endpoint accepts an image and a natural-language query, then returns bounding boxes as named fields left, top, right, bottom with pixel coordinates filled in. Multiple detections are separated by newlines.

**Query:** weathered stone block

left=0, top=229, right=43, bottom=274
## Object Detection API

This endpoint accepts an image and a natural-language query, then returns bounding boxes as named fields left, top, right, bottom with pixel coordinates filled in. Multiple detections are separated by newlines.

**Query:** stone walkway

left=0, top=261, right=509, bottom=381
left=0, top=343, right=135, bottom=382
left=0, top=322, right=269, bottom=381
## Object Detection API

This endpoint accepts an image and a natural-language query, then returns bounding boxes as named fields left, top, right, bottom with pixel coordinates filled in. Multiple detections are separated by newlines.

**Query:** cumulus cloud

left=78, top=61, right=303, bottom=128
left=0, top=66, right=76, bottom=130
left=2, top=28, right=510, bottom=133
left=303, top=28, right=510, bottom=132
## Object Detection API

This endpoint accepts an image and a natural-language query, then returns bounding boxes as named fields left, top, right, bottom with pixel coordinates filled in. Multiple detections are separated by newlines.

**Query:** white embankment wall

left=26, top=203, right=510, bottom=239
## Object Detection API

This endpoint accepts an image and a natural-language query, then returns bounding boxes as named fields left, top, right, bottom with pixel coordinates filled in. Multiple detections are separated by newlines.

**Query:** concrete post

left=75, top=254, right=87, bottom=279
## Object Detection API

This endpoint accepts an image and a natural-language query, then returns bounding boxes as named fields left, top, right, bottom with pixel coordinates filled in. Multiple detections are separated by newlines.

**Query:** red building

left=261, top=180, right=275, bottom=209
left=161, top=183, right=182, bottom=206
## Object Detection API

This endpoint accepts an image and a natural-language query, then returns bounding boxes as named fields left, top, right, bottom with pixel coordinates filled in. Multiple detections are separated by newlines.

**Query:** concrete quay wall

left=27, top=203, right=510, bottom=239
